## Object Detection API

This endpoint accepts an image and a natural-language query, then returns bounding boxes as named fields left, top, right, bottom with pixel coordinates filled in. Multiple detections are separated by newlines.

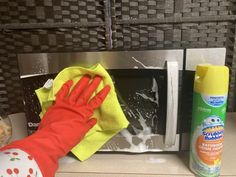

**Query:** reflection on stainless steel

left=18, top=50, right=184, bottom=77
left=186, top=48, right=226, bottom=71
left=101, top=134, right=180, bottom=152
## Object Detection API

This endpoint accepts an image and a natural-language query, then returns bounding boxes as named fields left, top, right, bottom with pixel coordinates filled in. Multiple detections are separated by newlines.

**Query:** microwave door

left=17, top=50, right=183, bottom=151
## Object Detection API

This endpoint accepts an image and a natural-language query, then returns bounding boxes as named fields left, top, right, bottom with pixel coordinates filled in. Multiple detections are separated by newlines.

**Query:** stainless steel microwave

left=17, top=48, right=226, bottom=152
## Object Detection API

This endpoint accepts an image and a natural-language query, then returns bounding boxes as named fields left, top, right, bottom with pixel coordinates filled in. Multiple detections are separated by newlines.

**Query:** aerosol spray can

left=189, top=64, right=229, bottom=177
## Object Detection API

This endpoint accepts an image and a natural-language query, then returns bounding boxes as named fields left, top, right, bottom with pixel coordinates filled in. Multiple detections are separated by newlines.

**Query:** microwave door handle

left=164, top=61, right=179, bottom=147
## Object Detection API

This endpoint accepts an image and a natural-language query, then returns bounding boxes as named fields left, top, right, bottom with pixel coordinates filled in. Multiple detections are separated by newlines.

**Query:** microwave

left=17, top=48, right=226, bottom=152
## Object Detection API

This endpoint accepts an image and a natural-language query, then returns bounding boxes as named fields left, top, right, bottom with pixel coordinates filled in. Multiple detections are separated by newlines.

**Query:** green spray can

left=189, top=64, right=229, bottom=177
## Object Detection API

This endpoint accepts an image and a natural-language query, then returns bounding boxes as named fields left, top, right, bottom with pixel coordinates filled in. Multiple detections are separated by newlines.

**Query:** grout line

left=116, top=15, right=236, bottom=25
left=0, top=22, right=105, bottom=30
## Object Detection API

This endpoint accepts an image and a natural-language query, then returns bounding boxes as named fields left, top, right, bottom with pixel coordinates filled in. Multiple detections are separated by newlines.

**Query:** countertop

left=53, top=113, right=236, bottom=177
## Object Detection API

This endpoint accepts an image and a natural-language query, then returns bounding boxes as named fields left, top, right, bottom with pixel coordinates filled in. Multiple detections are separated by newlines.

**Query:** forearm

left=0, top=148, right=43, bottom=177
left=1, top=131, right=60, bottom=177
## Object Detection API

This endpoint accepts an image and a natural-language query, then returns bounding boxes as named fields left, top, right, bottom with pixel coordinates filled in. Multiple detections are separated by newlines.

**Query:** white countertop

left=54, top=113, right=236, bottom=177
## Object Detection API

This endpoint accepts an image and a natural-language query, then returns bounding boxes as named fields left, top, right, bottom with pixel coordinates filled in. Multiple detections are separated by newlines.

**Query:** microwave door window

left=105, top=69, right=167, bottom=152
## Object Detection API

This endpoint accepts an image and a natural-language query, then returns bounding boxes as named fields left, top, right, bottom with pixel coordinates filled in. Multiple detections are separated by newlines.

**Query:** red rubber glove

left=1, top=75, right=110, bottom=177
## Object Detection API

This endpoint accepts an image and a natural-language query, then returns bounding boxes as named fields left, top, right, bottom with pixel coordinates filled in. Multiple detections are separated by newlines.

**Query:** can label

left=190, top=92, right=227, bottom=177
left=202, top=95, right=227, bottom=107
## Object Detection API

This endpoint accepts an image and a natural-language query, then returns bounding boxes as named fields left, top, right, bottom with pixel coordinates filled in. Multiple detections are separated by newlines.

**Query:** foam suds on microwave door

left=136, top=78, right=159, bottom=105
left=132, top=57, right=163, bottom=69
left=152, top=78, right=159, bottom=106
left=129, top=57, right=162, bottom=152
left=119, top=109, right=152, bottom=152
left=108, top=77, right=162, bottom=152
left=136, top=78, right=159, bottom=127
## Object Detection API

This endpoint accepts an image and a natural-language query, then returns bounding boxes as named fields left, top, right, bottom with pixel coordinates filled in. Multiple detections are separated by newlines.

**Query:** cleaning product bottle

left=189, top=64, right=229, bottom=177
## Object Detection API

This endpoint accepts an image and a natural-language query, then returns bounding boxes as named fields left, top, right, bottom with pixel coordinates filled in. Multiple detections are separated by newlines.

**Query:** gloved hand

left=1, top=75, right=110, bottom=177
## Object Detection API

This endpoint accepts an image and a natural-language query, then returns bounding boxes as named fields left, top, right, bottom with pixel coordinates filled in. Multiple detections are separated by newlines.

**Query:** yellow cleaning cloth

left=35, top=64, right=129, bottom=161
